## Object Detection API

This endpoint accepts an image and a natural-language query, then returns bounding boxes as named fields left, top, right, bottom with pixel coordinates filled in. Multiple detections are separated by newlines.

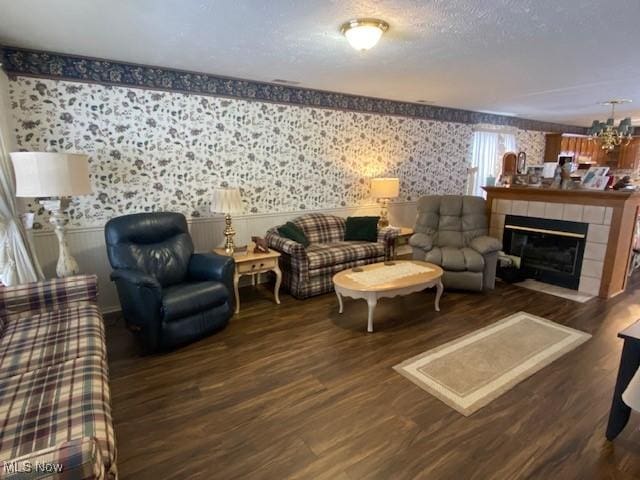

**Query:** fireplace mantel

left=483, top=186, right=640, bottom=299
left=484, top=186, right=640, bottom=207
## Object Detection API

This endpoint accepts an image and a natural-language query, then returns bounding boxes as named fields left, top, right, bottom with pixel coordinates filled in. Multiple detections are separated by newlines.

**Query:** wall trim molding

left=29, top=200, right=420, bottom=312
left=1, top=45, right=586, bottom=135
left=31, top=201, right=418, bottom=237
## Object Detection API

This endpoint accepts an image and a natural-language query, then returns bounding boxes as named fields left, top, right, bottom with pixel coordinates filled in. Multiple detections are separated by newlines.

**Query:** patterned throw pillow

left=277, top=222, right=310, bottom=247
left=344, top=216, right=380, bottom=242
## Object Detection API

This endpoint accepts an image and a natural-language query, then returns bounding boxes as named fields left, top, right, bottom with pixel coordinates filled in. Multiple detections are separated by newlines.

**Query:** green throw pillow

left=277, top=222, right=310, bottom=247
left=344, top=216, right=380, bottom=242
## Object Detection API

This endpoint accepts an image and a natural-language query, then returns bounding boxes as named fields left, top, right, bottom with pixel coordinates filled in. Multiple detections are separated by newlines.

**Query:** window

left=469, top=130, right=517, bottom=197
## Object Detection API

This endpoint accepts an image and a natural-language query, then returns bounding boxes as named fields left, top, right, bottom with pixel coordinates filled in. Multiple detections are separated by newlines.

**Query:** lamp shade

left=10, top=152, right=92, bottom=197
left=211, top=188, right=243, bottom=215
left=370, top=177, right=399, bottom=199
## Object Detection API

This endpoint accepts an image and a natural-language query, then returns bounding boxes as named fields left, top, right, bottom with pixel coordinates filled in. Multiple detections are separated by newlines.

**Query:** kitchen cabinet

left=545, top=133, right=595, bottom=162
left=618, top=138, right=640, bottom=170
left=544, top=133, right=563, bottom=162
left=544, top=133, right=640, bottom=169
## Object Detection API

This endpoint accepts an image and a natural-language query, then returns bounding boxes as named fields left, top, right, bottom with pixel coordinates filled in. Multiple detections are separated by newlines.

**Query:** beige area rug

left=393, top=312, right=591, bottom=416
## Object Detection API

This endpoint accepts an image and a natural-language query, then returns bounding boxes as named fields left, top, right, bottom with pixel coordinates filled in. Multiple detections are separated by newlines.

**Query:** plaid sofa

left=266, top=213, right=399, bottom=299
left=0, top=275, right=116, bottom=480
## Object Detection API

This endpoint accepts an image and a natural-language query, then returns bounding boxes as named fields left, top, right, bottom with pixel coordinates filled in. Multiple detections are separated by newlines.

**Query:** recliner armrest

left=470, top=235, right=502, bottom=255
left=110, top=268, right=163, bottom=351
left=409, top=233, right=434, bottom=251
left=188, top=252, right=235, bottom=283
left=110, top=269, right=161, bottom=289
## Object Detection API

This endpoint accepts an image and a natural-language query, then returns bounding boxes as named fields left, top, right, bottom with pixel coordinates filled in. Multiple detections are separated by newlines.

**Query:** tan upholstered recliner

left=410, top=195, right=502, bottom=291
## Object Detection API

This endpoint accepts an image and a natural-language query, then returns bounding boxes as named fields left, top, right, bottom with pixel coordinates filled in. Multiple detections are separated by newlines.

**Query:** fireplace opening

left=502, top=215, right=588, bottom=290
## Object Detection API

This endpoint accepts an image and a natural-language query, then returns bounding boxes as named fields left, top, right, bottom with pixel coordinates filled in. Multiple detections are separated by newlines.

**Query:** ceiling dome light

left=340, top=18, right=389, bottom=51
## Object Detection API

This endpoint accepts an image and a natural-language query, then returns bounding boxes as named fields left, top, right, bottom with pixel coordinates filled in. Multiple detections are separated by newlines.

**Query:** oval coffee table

left=332, top=260, right=444, bottom=333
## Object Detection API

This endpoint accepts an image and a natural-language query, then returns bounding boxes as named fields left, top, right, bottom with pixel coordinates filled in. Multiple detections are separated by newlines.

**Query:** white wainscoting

left=30, top=201, right=418, bottom=312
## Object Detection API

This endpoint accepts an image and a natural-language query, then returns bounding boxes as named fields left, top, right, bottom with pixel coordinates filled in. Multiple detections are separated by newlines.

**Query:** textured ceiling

left=0, top=0, right=639, bottom=126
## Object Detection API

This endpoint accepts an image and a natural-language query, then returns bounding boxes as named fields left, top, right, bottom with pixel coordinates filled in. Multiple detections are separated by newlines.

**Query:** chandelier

left=589, top=99, right=633, bottom=151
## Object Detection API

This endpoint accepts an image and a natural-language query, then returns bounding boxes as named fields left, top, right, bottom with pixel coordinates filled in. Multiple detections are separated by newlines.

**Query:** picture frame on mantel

left=587, top=176, right=611, bottom=190
left=582, top=166, right=610, bottom=189
left=527, top=166, right=543, bottom=186
left=513, top=174, right=529, bottom=186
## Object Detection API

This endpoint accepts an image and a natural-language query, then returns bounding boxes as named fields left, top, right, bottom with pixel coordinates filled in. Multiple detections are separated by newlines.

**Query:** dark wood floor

left=106, top=274, right=640, bottom=479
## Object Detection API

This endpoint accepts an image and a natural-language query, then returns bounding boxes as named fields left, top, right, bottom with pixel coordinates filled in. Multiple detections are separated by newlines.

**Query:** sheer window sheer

left=503, top=134, right=517, bottom=156
left=0, top=71, right=43, bottom=285
left=469, top=131, right=517, bottom=197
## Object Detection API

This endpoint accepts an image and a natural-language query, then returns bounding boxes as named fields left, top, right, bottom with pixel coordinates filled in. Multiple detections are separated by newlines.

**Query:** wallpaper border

left=0, top=45, right=586, bottom=134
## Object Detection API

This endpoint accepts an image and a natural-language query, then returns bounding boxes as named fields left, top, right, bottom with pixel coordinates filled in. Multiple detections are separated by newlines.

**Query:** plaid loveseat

left=0, top=275, right=116, bottom=480
left=266, top=213, right=398, bottom=299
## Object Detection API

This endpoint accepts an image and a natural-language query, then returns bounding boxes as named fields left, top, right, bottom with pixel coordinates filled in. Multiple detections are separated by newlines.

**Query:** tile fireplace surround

left=484, top=187, right=640, bottom=299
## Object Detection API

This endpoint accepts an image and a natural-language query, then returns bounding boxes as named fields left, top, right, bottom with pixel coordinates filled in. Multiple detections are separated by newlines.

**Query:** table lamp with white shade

left=210, top=188, right=243, bottom=255
left=10, top=152, right=92, bottom=278
left=370, top=177, right=399, bottom=228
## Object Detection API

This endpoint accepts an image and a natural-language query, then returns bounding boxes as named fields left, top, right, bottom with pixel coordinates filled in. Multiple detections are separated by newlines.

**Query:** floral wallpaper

left=8, top=77, right=544, bottom=229
left=515, top=129, right=546, bottom=165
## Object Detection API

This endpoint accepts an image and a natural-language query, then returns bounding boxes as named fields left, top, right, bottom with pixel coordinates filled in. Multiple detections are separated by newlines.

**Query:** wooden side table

left=213, top=248, right=282, bottom=314
left=390, top=227, right=414, bottom=259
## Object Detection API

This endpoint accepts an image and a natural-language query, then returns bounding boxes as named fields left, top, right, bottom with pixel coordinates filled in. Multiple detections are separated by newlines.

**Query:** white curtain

left=0, top=72, right=43, bottom=285
left=470, top=131, right=499, bottom=197
left=503, top=134, right=517, bottom=155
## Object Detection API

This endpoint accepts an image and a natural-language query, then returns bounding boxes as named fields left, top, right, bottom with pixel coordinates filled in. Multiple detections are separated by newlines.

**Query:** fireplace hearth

left=503, top=215, right=588, bottom=290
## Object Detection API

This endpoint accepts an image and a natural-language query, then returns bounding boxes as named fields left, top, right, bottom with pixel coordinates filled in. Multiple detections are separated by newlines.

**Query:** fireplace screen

left=503, top=215, right=588, bottom=290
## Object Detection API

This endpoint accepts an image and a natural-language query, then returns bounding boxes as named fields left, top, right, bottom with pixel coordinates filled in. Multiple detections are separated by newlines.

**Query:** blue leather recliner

left=105, top=212, right=235, bottom=352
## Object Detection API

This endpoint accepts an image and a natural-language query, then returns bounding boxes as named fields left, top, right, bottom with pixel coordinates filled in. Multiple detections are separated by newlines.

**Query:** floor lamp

left=11, top=152, right=92, bottom=278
